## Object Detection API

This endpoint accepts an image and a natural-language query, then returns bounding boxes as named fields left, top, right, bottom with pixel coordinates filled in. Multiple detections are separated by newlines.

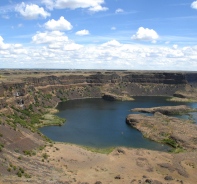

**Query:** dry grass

left=38, top=114, right=65, bottom=128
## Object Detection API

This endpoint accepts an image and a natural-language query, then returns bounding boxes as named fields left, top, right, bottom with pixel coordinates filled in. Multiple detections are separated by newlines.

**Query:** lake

left=40, top=96, right=197, bottom=151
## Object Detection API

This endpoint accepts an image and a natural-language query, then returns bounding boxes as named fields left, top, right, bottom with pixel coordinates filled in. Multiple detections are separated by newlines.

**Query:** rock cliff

left=132, top=105, right=196, bottom=115
left=0, top=70, right=196, bottom=111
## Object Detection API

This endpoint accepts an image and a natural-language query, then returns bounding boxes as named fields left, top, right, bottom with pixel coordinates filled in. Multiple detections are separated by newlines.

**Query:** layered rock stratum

left=132, top=105, right=197, bottom=115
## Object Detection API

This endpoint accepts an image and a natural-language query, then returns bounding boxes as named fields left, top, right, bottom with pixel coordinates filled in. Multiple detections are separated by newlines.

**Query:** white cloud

left=1, top=34, right=197, bottom=70
left=88, top=5, right=108, bottom=12
left=15, top=2, right=50, bottom=19
left=42, top=0, right=108, bottom=12
left=41, top=0, right=54, bottom=10
left=115, top=8, right=124, bottom=13
left=64, top=43, right=83, bottom=51
left=0, top=36, right=28, bottom=64
left=75, top=29, right=90, bottom=36
left=32, top=31, right=83, bottom=51
left=173, top=44, right=178, bottom=49
left=131, top=27, right=159, bottom=42
left=44, top=16, right=73, bottom=31
left=12, top=48, right=28, bottom=55
left=102, top=40, right=121, bottom=47
left=0, top=36, right=10, bottom=50
left=191, top=1, right=197, bottom=9
left=14, top=44, right=23, bottom=48
left=32, top=31, right=69, bottom=44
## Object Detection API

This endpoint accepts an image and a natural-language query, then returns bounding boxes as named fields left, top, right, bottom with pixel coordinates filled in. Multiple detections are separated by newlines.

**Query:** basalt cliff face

left=0, top=71, right=197, bottom=111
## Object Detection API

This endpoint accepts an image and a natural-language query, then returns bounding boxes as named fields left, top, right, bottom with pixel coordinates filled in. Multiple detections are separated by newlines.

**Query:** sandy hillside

left=1, top=143, right=197, bottom=184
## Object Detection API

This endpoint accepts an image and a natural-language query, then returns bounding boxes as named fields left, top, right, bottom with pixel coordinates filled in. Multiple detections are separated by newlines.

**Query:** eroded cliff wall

left=0, top=70, right=196, bottom=111
left=186, top=73, right=197, bottom=87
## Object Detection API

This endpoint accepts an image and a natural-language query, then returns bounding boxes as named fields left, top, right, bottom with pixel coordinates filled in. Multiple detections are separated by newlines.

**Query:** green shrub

left=19, top=168, right=24, bottom=173
left=42, top=153, right=49, bottom=159
left=24, top=173, right=31, bottom=178
left=43, top=94, right=52, bottom=100
left=23, top=150, right=36, bottom=156
left=18, top=156, right=21, bottom=160
left=29, top=104, right=33, bottom=111
left=162, top=138, right=177, bottom=148
left=17, top=171, right=22, bottom=177
left=0, top=143, right=4, bottom=152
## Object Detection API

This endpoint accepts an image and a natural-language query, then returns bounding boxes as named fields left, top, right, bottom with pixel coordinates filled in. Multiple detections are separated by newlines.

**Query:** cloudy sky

left=0, top=0, right=197, bottom=70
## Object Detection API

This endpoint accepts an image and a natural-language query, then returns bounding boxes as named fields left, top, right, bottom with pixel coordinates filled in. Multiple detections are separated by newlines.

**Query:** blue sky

left=0, top=0, right=197, bottom=70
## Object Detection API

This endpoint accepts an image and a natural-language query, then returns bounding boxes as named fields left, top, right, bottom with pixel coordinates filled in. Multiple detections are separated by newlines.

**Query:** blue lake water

left=40, top=96, right=197, bottom=151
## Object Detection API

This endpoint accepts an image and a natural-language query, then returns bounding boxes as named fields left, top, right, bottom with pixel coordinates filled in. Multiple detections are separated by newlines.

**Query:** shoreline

left=39, top=96, right=197, bottom=153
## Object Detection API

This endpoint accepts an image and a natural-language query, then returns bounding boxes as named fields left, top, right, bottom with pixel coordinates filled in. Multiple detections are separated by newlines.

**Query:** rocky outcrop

left=126, top=112, right=197, bottom=151
left=25, top=75, right=87, bottom=86
left=186, top=73, right=197, bottom=87
left=0, top=70, right=197, bottom=111
left=132, top=105, right=196, bottom=115
left=171, top=86, right=197, bottom=102
left=102, top=93, right=134, bottom=101
left=121, top=72, right=187, bottom=84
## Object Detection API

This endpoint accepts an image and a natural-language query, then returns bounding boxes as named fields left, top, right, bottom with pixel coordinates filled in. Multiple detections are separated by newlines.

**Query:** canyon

left=1, top=70, right=197, bottom=110
left=0, top=69, right=197, bottom=184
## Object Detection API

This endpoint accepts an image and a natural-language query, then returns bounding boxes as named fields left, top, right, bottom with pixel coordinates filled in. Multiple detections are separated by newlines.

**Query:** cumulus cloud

left=64, top=43, right=83, bottom=51
left=102, top=40, right=121, bottom=47
left=32, top=31, right=69, bottom=44
left=191, top=1, right=197, bottom=9
left=173, top=44, right=178, bottom=49
left=131, top=27, right=159, bottom=42
left=88, top=5, right=108, bottom=12
left=0, top=35, right=28, bottom=64
left=0, top=36, right=10, bottom=50
left=44, top=16, right=73, bottom=31
left=1, top=33, right=197, bottom=70
left=15, top=2, right=50, bottom=19
left=41, top=0, right=54, bottom=10
left=75, top=29, right=90, bottom=36
left=42, top=0, right=108, bottom=12
left=32, top=31, right=83, bottom=51
left=115, top=8, right=124, bottom=13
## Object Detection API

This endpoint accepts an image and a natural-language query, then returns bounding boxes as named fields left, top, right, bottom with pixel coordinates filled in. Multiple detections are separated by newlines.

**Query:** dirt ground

left=1, top=143, right=197, bottom=184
